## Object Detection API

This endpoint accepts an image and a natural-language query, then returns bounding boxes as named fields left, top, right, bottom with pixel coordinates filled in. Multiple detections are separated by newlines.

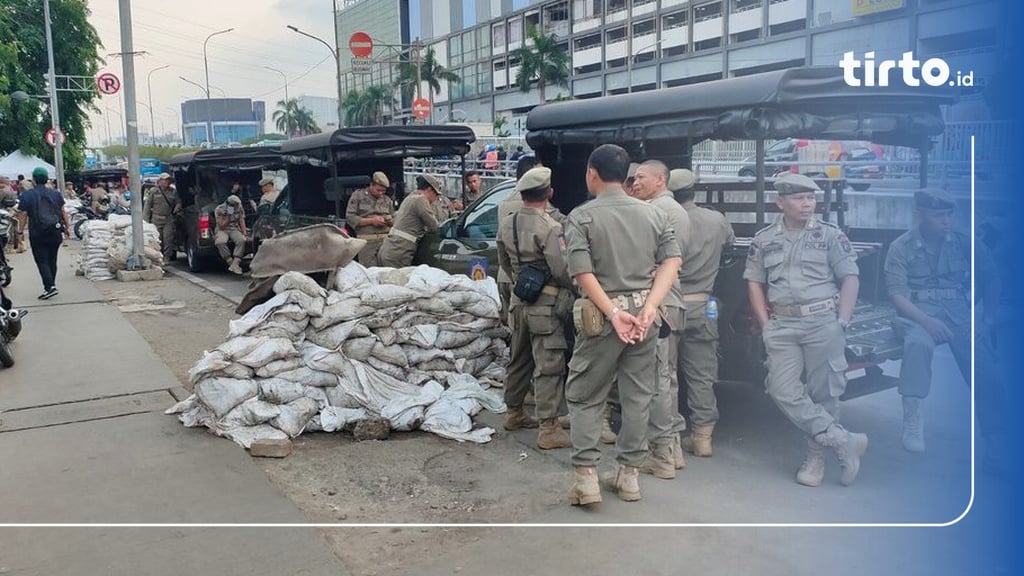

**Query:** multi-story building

left=411, top=0, right=999, bottom=127
left=295, top=95, right=341, bottom=131
left=180, top=98, right=266, bottom=147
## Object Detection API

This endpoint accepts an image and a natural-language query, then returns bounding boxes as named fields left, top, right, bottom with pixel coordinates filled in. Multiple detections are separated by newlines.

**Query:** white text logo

left=839, top=51, right=974, bottom=87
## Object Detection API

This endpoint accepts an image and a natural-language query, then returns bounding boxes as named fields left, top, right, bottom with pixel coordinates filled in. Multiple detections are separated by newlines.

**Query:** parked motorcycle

left=70, top=199, right=110, bottom=240
left=0, top=283, right=25, bottom=368
left=0, top=197, right=18, bottom=287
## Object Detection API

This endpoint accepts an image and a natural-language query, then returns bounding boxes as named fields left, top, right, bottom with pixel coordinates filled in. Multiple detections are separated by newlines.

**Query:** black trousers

left=30, top=228, right=62, bottom=290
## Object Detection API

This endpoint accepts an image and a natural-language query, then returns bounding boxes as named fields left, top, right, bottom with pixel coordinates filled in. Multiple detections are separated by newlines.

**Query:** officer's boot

left=671, top=435, right=686, bottom=469
left=682, top=424, right=715, bottom=457
left=638, top=442, right=676, bottom=480
left=228, top=258, right=243, bottom=275
left=568, top=466, right=602, bottom=506
left=796, top=436, right=826, bottom=487
left=600, top=404, right=617, bottom=444
left=536, top=418, right=572, bottom=450
left=901, top=396, right=926, bottom=453
left=601, top=465, right=641, bottom=502
left=815, top=424, right=868, bottom=486
left=503, top=405, right=538, bottom=431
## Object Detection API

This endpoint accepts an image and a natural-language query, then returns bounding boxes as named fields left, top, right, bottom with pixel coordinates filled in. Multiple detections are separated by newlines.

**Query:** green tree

left=493, top=116, right=511, bottom=137
left=395, top=47, right=459, bottom=121
left=343, top=86, right=396, bottom=127
left=273, top=98, right=320, bottom=136
left=512, top=30, right=570, bottom=104
left=0, top=0, right=103, bottom=170
left=102, top=144, right=198, bottom=163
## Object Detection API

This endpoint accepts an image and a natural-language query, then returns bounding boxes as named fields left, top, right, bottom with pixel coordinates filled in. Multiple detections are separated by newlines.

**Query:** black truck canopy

left=167, top=145, right=284, bottom=170
left=280, top=125, right=476, bottom=163
left=526, top=66, right=956, bottom=151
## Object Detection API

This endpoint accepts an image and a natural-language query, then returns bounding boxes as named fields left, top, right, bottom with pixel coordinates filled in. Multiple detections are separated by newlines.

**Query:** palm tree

left=343, top=86, right=397, bottom=127
left=273, top=99, right=320, bottom=136
left=396, top=47, right=460, bottom=122
left=512, top=30, right=570, bottom=103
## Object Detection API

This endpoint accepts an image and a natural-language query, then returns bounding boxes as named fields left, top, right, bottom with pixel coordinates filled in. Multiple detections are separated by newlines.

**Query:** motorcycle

left=0, top=197, right=17, bottom=287
left=0, top=283, right=25, bottom=368
left=70, top=198, right=110, bottom=240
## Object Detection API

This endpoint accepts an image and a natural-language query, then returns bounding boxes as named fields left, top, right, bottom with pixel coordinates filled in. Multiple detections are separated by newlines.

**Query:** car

left=737, top=139, right=884, bottom=191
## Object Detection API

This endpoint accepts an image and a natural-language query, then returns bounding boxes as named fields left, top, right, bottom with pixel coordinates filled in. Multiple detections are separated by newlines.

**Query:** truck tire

left=0, top=335, right=14, bottom=368
left=186, top=240, right=206, bottom=273
left=74, top=218, right=87, bottom=240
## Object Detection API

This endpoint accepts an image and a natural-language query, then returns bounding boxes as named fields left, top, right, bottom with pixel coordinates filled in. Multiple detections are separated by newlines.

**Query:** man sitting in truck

left=883, top=189, right=1002, bottom=455
left=345, top=171, right=394, bottom=267
left=214, top=195, right=249, bottom=275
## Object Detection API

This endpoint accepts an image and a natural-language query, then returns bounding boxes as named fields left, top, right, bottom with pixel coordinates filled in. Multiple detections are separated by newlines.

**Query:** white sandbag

left=410, top=297, right=455, bottom=316
left=395, top=325, right=438, bottom=348
left=380, top=380, right=444, bottom=431
left=319, top=407, right=370, bottom=432
left=481, top=326, right=512, bottom=340
left=195, top=377, right=259, bottom=419
left=334, top=261, right=375, bottom=292
left=372, top=267, right=414, bottom=287
left=223, top=424, right=289, bottom=449
left=165, top=394, right=197, bottom=415
left=371, top=342, right=408, bottom=367
left=306, top=319, right=366, bottom=350
left=366, top=356, right=406, bottom=380
left=254, top=357, right=305, bottom=378
left=461, top=298, right=499, bottom=319
left=361, top=306, right=409, bottom=329
left=236, top=338, right=297, bottom=368
left=258, top=378, right=308, bottom=404
left=336, top=358, right=422, bottom=415
left=302, top=385, right=330, bottom=410
left=275, top=366, right=339, bottom=387
left=324, top=384, right=361, bottom=409
left=301, top=342, right=349, bottom=374
left=310, top=297, right=375, bottom=329
left=359, top=284, right=420, bottom=308
left=218, top=397, right=282, bottom=428
left=271, top=396, right=320, bottom=437
left=216, top=336, right=266, bottom=360
left=405, top=266, right=451, bottom=296
left=434, top=330, right=479, bottom=349
left=188, top=350, right=232, bottom=384
left=478, top=361, right=507, bottom=383
left=374, top=326, right=397, bottom=346
left=390, top=311, right=436, bottom=329
left=436, top=317, right=498, bottom=333
left=401, top=345, right=453, bottom=365
left=221, top=363, right=255, bottom=380
left=250, top=326, right=307, bottom=342
left=274, top=271, right=328, bottom=299
left=340, top=336, right=376, bottom=361
left=417, top=358, right=456, bottom=372
left=449, top=337, right=491, bottom=360
left=446, top=275, right=499, bottom=303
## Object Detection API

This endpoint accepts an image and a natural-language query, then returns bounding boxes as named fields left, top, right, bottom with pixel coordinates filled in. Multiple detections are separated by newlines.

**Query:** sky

left=84, top=0, right=341, bottom=145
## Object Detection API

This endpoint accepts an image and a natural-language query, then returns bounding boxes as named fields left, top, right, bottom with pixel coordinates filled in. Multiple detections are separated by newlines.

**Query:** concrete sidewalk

left=0, top=245, right=348, bottom=575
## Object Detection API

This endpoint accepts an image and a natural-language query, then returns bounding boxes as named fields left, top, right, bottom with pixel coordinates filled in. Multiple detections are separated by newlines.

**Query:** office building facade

left=181, top=98, right=266, bottom=146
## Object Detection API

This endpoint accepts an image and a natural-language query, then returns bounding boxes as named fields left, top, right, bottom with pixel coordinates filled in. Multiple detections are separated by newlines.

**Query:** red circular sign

left=96, top=72, right=121, bottom=95
left=44, top=128, right=65, bottom=147
left=349, top=32, right=373, bottom=58
left=412, top=98, right=431, bottom=119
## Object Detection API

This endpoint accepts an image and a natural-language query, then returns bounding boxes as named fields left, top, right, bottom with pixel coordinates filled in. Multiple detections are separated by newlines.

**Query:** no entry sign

left=349, top=32, right=373, bottom=58
left=412, top=98, right=431, bottom=119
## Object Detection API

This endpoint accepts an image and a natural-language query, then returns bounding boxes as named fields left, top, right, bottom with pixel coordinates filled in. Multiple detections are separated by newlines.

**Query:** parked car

left=737, top=139, right=884, bottom=191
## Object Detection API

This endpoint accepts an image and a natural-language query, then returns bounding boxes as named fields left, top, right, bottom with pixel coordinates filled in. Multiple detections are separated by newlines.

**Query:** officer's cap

left=668, top=169, right=695, bottom=192
left=515, top=166, right=552, bottom=193
left=420, top=174, right=444, bottom=193
left=915, top=188, right=956, bottom=211
left=774, top=172, right=821, bottom=195
left=158, top=172, right=171, bottom=180
left=259, top=176, right=275, bottom=187
left=226, top=195, right=241, bottom=206
left=371, top=171, right=390, bottom=187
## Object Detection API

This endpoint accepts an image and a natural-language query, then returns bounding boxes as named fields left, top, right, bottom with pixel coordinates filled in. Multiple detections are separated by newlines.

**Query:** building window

left=663, top=44, right=687, bottom=57
left=574, top=32, right=602, bottom=51
left=662, top=10, right=688, bottom=30
left=572, top=0, right=604, bottom=21
left=478, top=62, right=491, bottom=94
left=544, top=1, right=570, bottom=37
left=608, top=0, right=626, bottom=14
left=633, top=0, right=655, bottom=8
left=770, top=19, right=805, bottom=35
left=493, top=59, right=507, bottom=88
left=606, top=26, right=626, bottom=43
left=524, top=12, right=540, bottom=38
left=449, top=36, right=462, bottom=67
left=694, top=1, right=722, bottom=22
left=731, top=0, right=760, bottom=13
left=632, top=18, right=655, bottom=37
left=730, top=29, right=760, bottom=43
left=493, top=22, right=506, bottom=48
left=463, top=31, right=476, bottom=62
left=695, top=37, right=721, bottom=51
left=509, top=17, right=523, bottom=44
left=509, top=55, right=523, bottom=87
left=463, top=66, right=478, bottom=98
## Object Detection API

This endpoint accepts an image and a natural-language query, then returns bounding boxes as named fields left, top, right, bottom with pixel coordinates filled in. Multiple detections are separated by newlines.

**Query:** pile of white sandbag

left=168, top=264, right=510, bottom=448
left=77, top=215, right=163, bottom=280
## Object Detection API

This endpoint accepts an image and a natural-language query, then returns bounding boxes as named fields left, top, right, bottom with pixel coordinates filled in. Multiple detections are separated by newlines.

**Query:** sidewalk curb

left=164, top=266, right=244, bottom=306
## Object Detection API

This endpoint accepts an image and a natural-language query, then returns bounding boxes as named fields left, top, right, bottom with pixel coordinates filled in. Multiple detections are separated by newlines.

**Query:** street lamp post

left=136, top=100, right=152, bottom=142
left=203, top=28, right=234, bottom=147
left=287, top=24, right=343, bottom=128
left=43, top=0, right=65, bottom=191
left=626, top=39, right=664, bottom=94
left=264, top=66, right=289, bottom=103
left=147, top=65, right=170, bottom=146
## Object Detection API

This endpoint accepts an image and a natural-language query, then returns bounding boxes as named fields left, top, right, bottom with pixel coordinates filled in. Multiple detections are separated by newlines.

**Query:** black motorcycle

left=71, top=199, right=110, bottom=240
left=0, top=196, right=17, bottom=287
left=0, top=283, right=25, bottom=368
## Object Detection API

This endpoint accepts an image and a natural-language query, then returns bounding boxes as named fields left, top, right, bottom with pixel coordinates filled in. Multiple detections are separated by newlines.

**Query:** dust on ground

left=97, top=274, right=570, bottom=576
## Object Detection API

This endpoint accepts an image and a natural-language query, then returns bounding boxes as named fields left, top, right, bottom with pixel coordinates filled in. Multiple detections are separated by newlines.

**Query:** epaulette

left=752, top=223, right=775, bottom=237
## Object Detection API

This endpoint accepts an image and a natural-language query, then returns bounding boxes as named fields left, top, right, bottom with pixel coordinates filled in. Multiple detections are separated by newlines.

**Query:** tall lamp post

left=265, top=66, right=289, bottom=104
left=287, top=24, right=343, bottom=128
left=147, top=65, right=170, bottom=146
left=42, top=0, right=65, bottom=191
left=203, top=27, right=234, bottom=146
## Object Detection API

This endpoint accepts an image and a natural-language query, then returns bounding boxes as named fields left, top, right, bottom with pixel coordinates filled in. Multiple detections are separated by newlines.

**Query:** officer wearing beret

left=884, top=189, right=1002, bottom=455
left=257, top=176, right=280, bottom=217
left=346, top=171, right=395, bottom=267
left=563, top=144, right=682, bottom=505
left=496, top=166, right=574, bottom=451
left=744, top=172, right=867, bottom=487
left=377, top=174, right=443, bottom=268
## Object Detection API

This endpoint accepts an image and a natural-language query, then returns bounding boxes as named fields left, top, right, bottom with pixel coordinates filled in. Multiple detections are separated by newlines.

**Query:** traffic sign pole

left=43, top=0, right=65, bottom=193
left=118, top=0, right=147, bottom=270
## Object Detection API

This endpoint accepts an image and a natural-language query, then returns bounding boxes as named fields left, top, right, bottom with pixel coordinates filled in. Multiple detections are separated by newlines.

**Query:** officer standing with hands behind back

left=744, top=172, right=866, bottom=488
left=563, top=144, right=682, bottom=506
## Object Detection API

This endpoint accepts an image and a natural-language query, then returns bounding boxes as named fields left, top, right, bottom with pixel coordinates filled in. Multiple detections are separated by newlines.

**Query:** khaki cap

left=227, top=195, right=241, bottom=205
left=915, top=188, right=956, bottom=210
left=259, top=176, right=275, bottom=187
left=158, top=172, right=171, bottom=180
left=372, top=171, right=390, bottom=187
left=667, top=169, right=695, bottom=192
left=421, top=174, right=444, bottom=193
left=515, top=166, right=552, bottom=193
left=774, top=172, right=821, bottom=195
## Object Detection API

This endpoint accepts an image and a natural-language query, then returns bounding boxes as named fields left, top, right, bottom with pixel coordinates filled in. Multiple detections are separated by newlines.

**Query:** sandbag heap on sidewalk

left=78, top=215, right=163, bottom=280
left=167, top=264, right=511, bottom=448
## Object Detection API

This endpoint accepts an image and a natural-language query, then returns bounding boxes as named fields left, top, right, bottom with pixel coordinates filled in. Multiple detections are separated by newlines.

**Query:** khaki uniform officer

left=630, top=160, right=692, bottom=479
left=257, top=176, right=280, bottom=217
left=884, top=189, right=1002, bottom=454
left=744, top=172, right=866, bottom=487
left=142, top=172, right=181, bottom=262
left=214, top=195, right=249, bottom=275
left=564, top=144, right=682, bottom=506
left=377, top=174, right=442, bottom=268
left=346, top=171, right=395, bottom=267
left=496, top=167, right=574, bottom=451
left=669, top=169, right=736, bottom=459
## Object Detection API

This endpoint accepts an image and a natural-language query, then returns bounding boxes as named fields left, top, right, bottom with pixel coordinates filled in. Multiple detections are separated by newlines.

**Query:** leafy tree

left=493, top=117, right=511, bottom=137
left=0, top=0, right=103, bottom=170
left=395, top=47, right=459, bottom=121
left=512, top=30, right=570, bottom=103
left=273, top=98, right=319, bottom=136
left=343, top=86, right=396, bottom=127
left=102, top=144, right=198, bottom=163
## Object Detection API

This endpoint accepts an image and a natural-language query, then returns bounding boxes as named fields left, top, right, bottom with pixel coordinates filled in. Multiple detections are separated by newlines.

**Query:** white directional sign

left=351, top=58, right=373, bottom=74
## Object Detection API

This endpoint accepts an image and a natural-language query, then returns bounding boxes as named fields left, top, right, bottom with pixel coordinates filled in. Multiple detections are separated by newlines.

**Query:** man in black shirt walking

left=17, top=167, right=70, bottom=299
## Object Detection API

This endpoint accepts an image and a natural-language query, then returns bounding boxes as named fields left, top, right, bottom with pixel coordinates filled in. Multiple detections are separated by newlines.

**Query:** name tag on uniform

left=804, top=241, right=827, bottom=250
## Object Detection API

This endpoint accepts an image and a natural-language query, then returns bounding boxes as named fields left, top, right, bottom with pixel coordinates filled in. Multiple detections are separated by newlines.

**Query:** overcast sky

left=85, top=0, right=340, bottom=145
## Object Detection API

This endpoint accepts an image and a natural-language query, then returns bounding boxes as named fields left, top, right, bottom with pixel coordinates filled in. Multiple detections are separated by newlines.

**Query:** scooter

left=0, top=283, right=25, bottom=368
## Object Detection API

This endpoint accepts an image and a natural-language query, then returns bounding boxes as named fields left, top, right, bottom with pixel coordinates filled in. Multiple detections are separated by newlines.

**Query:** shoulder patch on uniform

left=748, top=243, right=758, bottom=258
left=839, top=234, right=853, bottom=253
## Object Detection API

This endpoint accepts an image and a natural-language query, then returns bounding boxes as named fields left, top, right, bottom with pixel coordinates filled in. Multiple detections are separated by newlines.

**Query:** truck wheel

left=186, top=241, right=206, bottom=273
left=0, top=335, right=14, bottom=368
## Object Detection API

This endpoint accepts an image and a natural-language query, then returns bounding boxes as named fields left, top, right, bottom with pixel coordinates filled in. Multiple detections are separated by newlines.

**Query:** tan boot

left=796, top=437, right=826, bottom=487
left=568, top=466, right=602, bottom=506
left=503, top=405, right=538, bottom=431
left=602, top=465, right=641, bottom=502
left=537, top=418, right=572, bottom=450
left=228, top=258, right=243, bottom=275
left=671, top=435, right=686, bottom=470
left=599, top=404, right=617, bottom=444
left=901, top=396, right=925, bottom=453
left=816, top=424, right=868, bottom=486
left=638, top=442, right=676, bottom=480
left=681, top=424, right=715, bottom=457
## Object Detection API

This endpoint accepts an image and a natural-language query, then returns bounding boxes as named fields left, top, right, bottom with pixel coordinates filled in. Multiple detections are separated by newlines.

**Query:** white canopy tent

left=0, top=150, right=56, bottom=180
